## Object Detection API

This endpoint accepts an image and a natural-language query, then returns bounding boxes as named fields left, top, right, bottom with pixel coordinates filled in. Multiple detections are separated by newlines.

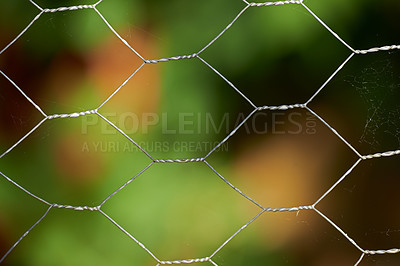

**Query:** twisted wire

left=249, top=0, right=303, bottom=7
left=52, top=204, right=99, bottom=211
left=47, top=109, right=97, bottom=119
left=43, top=5, right=96, bottom=13
left=159, top=257, right=210, bottom=264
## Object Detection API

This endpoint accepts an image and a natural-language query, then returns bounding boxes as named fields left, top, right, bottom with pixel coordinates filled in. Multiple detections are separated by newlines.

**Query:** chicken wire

left=0, top=0, right=400, bottom=265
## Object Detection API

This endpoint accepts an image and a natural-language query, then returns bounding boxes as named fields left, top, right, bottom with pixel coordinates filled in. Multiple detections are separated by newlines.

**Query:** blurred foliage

left=1, top=0, right=400, bottom=265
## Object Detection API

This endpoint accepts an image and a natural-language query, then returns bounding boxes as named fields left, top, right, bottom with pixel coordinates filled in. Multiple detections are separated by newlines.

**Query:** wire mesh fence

left=0, top=0, right=400, bottom=265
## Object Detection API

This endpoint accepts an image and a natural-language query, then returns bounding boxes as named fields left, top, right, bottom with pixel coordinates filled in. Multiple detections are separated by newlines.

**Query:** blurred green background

left=0, top=0, right=400, bottom=265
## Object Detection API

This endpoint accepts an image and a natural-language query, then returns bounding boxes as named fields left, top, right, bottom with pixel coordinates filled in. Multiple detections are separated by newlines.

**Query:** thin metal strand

left=0, top=171, right=50, bottom=205
left=99, top=209, right=160, bottom=262
left=94, top=0, right=104, bottom=6
left=197, top=56, right=257, bottom=109
left=313, top=159, right=362, bottom=207
left=354, top=253, right=364, bottom=266
left=301, top=3, right=355, bottom=53
left=29, top=0, right=43, bottom=11
left=305, top=107, right=362, bottom=158
left=93, top=7, right=146, bottom=61
left=209, top=259, right=218, bottom=266
left=97, top=62, right=145, bottom=110
left=209, top=209, right=265, bottom=259
left=205, top=161, right=264, bottom=209
left=96, top=112, right=155, bottom=160
left=204, top=109, right=257, bottom=159
left=0, top=205, right=53, bottom=264
left=197, top=5, right=250, bottom=55
left=306, top=53, right=355, bottom=105
left=100, top=162, right=154, bottom=207
left=0, top=118, right=48, bottom=159
left=0, top=11, right=44, bottom=55
left=313, top=207, right=364, bottom=253
left=0, top=70, right=47, bottom=117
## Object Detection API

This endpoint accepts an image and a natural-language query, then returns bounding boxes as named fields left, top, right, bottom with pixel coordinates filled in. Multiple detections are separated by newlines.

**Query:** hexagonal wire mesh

left=0, top=0, right=400, bottom=265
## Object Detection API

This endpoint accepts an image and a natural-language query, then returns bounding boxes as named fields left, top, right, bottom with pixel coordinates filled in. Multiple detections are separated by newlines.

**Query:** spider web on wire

left=1, top=0, right=400, bottom=265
